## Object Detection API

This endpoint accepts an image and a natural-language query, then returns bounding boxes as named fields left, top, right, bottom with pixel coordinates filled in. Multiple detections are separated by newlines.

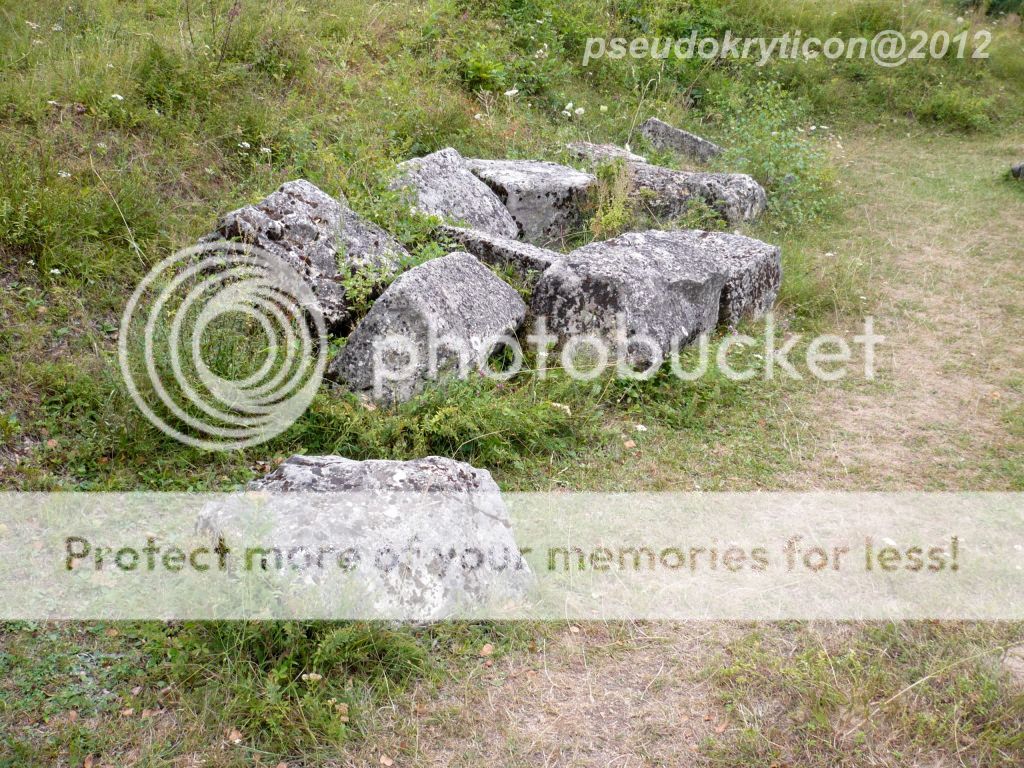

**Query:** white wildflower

left=503, top=87, right=519, bottom=97
left=599, top=104, right=608, bottom=112
left=260, top=146, right=271, bottom=154
left=49, top=268, right=61, bottom=275
left=57, top=170, right=71, bottom=178
left=238, top=141, right=250, bottom=149
left=26, top=21, right=40, bottom=29
left=635, top=424, right=648, bottom=432
left=52, top=23, right=62, bottom=31
left=565, top=102, right=573, bottom=110
left=110, top=93, right=124, bottom=101
left=574, top=106, right=584, bottom=115
left=561, top=110, right=571, bottom=117
left=474, top=113, right=484, bottom=121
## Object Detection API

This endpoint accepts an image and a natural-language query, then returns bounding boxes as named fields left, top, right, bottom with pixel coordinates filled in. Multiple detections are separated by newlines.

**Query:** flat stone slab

left=640, top=117, right=723, bottom=163
left=328, top=252, right=527, bottom=403
left=628, top=162, right=767, bottom=225
left=466, top=159, right=596, bottom=244
left=198, top=455, right=531, bottom=620
left=567, top=141, right=647, bottom=164
left=205, top=179, right=407, bottom=332
left=391, top=148, right=518, bottom=239
left=438, top=225, right=560, bottom=285
left=530, top=229, right=729, bottom=363
left=652, top=229, right=781, bottom=326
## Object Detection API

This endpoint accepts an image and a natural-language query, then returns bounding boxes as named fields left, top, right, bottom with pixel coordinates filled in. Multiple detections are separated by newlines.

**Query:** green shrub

left=917, top=87, right=993, bottom=131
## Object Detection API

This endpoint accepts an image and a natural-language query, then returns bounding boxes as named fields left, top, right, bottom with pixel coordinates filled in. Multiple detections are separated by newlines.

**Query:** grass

left=704, top=622, right=1024, bottom=766
left=1, top=0, right=1023, bottom=764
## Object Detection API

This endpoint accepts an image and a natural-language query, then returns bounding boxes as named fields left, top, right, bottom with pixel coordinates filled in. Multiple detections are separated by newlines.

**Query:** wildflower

left=503, top=87, right=519, bottom=97
left=25, top=21, right=39, bottom=29
left=50, top=268, right=61, bottom=275
left=599, top=104, right=608, bottom=112
left=561, top=110, right=571, bottom=117
left=635, top=424, right=648, bottom=432
left=574, top=106, right=584, bottom=115
left=110, top=93, right=124, bottom=101
left=301, top=672, right=323, bottom=683
left=259, top=146, right=271, bottom=154
left=47, top=100, right=60, bottom=107
left=96, top=142, right=107, bottom=149
left=52, top=23, right=62, bottom=31
left=565, top=102, right=573, bottom=110
left=474, top=113, right=484, bottom=121
left=238, top=141, right=250, bottom=149
left=57, top=170, right=71, bottom=178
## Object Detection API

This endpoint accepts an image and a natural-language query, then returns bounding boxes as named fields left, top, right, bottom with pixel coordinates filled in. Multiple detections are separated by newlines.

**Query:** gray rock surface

left=628, top=162, right=767, bottom=225
left=198, top=455, right=532, bottom=620
left=529, top=230, right=729, bottom=364
left=640, top=118, right=723, bottom=164
left=567, top=141, right=647, bottom=164
left=328, top=252, right=527, bottom=403
left=653, top=230, right=781, bottom=326
left=438, top=225, right=561, bottom=285
left=205, top=179, right=407, bottom=332
left=466, top=159, right=596, bottom=244
left=391, top=148, right=518, bottom=239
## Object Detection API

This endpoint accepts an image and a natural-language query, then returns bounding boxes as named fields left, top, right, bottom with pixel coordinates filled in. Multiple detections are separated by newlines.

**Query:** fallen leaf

left=479, top=643, right=494, bottom=657
left=380, top=756, right=394, bottom=766
left=141, top=708, right=155, bottom=718
left=130, top=686, right=143, bottom=696
left=46, top=439, right=58, bottom=448
left=276, top=763, right=288, bottom=768
left=227, top=728, right=243, bottom=743
left=120, top=708, right=134, bottom=717
left=569, top=625, right=581, bottom=634
left=715, top=722, right=727, bottom=733
left=623, top=439, right=637, bottom=449
left=83, top=756, right=95, bottom=768
left=67, top=710, right=79, bottom=723
left=105, top=628, right=119, bottom=637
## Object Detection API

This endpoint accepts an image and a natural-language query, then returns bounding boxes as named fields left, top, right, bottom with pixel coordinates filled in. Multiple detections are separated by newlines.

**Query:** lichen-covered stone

left=628, top=163, right=767, bottom=225
left=466, top=159, right=595, bottom=244
left=438, top=225, right=560, bottom=286
left=529, top=230, right=729, bottom=363
left=198, top=455, right=532, bottom=620
left=205, top=179, right=407, bottom=332
left=391, top=148, right=518, bottom=239
left=566, top=141, right=647, bottom=164
left=652, top=229, right=781, bottom=326
left=639, top=117, right=723, bottom=163
left=327, top=252, right=526, bottom=403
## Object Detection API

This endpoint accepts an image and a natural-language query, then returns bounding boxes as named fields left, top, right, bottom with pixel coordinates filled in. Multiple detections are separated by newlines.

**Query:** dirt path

left=782, top=130, right=1024, bottom=489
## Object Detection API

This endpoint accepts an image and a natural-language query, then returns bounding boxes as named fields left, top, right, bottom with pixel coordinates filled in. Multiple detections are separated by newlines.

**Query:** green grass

left=703, top=622, right=1024, bottom=766
left=1, top=0, right=1023, bottom=765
